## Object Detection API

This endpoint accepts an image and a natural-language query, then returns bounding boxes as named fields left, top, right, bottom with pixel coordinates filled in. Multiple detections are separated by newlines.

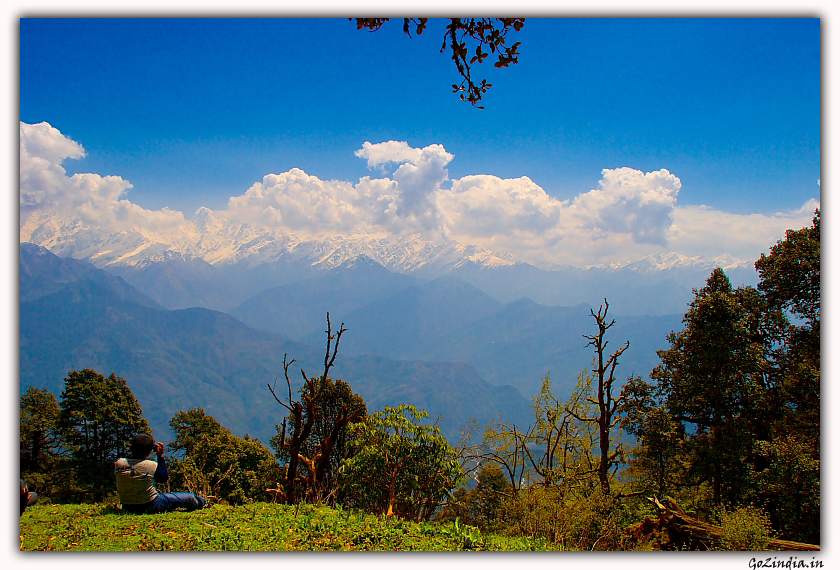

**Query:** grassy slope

left=19, top=502, right=558, bottom=552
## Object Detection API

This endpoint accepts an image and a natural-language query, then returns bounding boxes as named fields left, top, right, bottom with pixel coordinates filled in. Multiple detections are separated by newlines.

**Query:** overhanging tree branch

left=352, top=17, right=525, bottom=108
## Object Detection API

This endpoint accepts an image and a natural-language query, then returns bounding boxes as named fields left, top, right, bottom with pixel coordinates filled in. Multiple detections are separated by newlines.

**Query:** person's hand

left=155, top=442, right=165, bottom=456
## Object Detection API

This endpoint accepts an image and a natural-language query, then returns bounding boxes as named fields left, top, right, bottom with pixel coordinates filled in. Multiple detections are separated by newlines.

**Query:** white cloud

left=442, top=174, right=564, bottom=238
left=668, top=201, right=819, bottom=261
left=570, top=167, right=681, bottom=246
left=430, top=166, right=682, bottom=264
left=19, top=121, right=187, bottom=242
left=19, top=123, right=819, bottom=268
left=355, top=140, right=424, bottom=169
left=225, top=168, right=394, bottom=234
left=20, top=121, right=85, bottom=164
left=226, top=141, right=455, bottom=234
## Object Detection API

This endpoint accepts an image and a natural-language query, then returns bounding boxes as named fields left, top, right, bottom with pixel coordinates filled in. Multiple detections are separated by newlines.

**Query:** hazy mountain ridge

left=19, top=245, right=532, bottom=443
left=20, top=242, right=163, bottom=309
left=18, top=241, right=727, bottom=443
left=21, top=210, right=761, bottom=319
left=311, top=281, right=682, bottom=398
left=229, top=255, right=417, bottom=338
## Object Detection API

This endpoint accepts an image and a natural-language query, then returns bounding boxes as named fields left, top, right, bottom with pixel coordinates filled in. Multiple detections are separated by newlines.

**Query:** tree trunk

left=623, top=497, right=820, bottom=551
left=386, top=472, right=397, bottom=517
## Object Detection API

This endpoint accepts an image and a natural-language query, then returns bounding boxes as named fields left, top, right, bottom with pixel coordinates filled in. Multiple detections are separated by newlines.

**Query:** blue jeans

left=125, top=492, right=205, bottom=514
left=149, top=492, right=205, bottom=513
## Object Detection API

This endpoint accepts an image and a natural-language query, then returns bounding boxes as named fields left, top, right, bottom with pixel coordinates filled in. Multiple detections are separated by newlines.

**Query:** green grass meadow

left=19, top=501, right=558, bottom=551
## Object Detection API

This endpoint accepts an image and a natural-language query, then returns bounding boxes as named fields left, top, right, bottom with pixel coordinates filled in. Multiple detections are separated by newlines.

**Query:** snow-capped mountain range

left=597, top=251, right=752, bottom=274
left=21, top=206, right=751, bottom=277
left=22, top=207, right=517, bottom=274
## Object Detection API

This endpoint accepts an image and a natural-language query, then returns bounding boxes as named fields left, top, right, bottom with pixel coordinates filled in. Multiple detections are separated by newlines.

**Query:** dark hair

left=130, top=433, right=156, bottom=459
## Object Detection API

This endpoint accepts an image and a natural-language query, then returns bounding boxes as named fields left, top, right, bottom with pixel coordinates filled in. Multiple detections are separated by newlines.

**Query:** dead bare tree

left=267, top=312, right=365, bottom=504
left=566, top=299, right=629, bottom=496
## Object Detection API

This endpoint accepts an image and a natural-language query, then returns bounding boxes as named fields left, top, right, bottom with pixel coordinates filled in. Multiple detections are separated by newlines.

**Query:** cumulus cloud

left=19, top=123, right=819, bottom=267
left=20, top=121, right=85, bottom=164
left=225, top=168, right=395, bottom=234
left=226, top=140, right=455, bottom=234
left=442, top=175, right=564, bottom=237
left=357, top=141, right=454, bottom=225
left=570, top=167, right=681, bottom=246
left=19, top=121, right=186, bottom=241
left=355, top=140, right=424, bottom=169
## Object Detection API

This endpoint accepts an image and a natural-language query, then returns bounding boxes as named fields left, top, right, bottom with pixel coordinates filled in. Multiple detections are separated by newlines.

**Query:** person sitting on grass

left=20, top=478, right=39, bottom=549
left=115, top=433, right=206, bottom=514
left=20, top=478, right=38, bottom=516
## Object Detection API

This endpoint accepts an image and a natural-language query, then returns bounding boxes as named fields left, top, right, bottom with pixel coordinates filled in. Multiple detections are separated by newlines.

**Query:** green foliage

left=20, top=387, right=72, bottom=501
left=620, top=375, right=684, bottom=499
left=339, top=404, right=464, bottom=521
left=445, top=518, right=487, bottom=550
left=748, top=211, right=819, bottom=543
left=529, top=370, right=602, bottom=492
left=472, top=371, right=636, bottom=550
left=756, top=209, right=820, bottom=448
left=267, top=317, right=368, bottom=505
left=651, top=270, right=775, bottom=506
left=59, top=369, right=151, bottom=502
left=20, top=387, right=62, bottom=466
left=440, top=463, right=511, bottom=532
left=755, top=209, right=820, bottom=327
left=499, top=484, right=634, bottom=550
left=750, top=435, right=819, bottom=544
left=630, top=213, right=820, bottom=544
left=19, top=502, right=557, bottom=551
left=502, top=485, right=566, bottom=543
left=715, top=505, right=774, bottom=551
left=167, top=408, right=281, bottom=505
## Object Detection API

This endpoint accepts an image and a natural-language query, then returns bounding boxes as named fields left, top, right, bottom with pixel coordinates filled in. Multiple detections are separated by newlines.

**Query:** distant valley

left=19, top=244, right=531, bottom=444
left=19, top=238, right=739, bottom=444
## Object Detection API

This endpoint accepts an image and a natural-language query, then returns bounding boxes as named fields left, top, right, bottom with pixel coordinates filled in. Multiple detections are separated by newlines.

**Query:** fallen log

left=622, top=497, right=819, bottom=551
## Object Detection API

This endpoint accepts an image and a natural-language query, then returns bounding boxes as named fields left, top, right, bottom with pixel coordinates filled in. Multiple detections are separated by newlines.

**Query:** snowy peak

left=331, top=254, right=385, bottom=272
left=22, top=206, right=749, bottom=279
left=23, top=208, right=517, bottom=275
left=595, top=251, right=753, bottom=274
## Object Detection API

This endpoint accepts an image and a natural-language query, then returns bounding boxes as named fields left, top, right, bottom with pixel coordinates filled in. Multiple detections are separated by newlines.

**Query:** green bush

left=716, top=505, right=774, bottom=551
left=167, top=408, right=282, bottom=505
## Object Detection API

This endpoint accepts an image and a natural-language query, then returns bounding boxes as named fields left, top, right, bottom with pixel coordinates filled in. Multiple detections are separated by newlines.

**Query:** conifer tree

left=651, top=270, right=773, bottom=506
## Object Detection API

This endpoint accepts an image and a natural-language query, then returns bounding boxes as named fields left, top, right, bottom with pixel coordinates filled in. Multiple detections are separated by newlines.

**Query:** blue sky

left=20, top=17, right=819, bottom=218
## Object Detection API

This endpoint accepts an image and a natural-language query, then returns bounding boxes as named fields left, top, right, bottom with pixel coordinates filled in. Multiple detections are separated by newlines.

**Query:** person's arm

left=153, top=442, right=169, bottom=483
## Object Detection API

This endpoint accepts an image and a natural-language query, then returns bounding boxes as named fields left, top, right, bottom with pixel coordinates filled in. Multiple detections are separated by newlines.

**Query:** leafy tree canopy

left=755, top=209, right=820, bottom=327
left=340, top=404, right=464, bottom=521
left=168, top=408, right=281, bottom=505
left=59, top=369, right=151, bottom=501
left=20, top=386, right=63, bottom=472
